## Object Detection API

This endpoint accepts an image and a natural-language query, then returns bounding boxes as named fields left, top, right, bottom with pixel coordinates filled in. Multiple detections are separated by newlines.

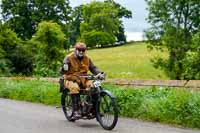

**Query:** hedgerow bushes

left=107, top=85, right=200, bottom=128
left=0, top=79, right=200, bottom=129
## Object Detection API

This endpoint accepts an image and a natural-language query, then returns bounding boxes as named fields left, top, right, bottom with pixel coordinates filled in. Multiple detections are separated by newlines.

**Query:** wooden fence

left=1, top=77, right=200, bottom=88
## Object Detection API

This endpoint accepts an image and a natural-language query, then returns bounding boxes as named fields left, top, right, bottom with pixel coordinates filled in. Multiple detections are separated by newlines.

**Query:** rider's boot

left=71, top=94, right=81, bottom=119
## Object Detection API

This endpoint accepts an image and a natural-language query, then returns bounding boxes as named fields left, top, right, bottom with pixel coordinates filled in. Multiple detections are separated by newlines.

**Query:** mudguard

left=59, top=77, right=65, bottom=93
left=100, top=89, right=115, bottom=99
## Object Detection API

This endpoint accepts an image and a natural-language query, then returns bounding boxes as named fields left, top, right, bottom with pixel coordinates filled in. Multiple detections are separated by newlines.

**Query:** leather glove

left=97, top=72, right=106, bottom=80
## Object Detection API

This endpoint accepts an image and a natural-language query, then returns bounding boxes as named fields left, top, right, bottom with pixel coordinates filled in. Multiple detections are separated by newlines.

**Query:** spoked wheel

left=96, top=91, right=118, bottom=130
left=61, top=90, right=75, bottom=122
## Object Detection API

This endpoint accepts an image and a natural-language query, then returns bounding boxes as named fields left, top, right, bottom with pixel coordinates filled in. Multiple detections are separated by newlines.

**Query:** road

left=0, top=98, right=199, bottom=133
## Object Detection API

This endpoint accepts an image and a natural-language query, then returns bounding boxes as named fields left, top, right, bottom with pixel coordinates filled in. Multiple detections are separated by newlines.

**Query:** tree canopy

left=0, top=24, right=33, bottom=75
left=145, top=0, right=200, bottom=79
left=1, top=0, right=72, bottom=40
left=69, top=1, right=132, bottom=47
left=31, top=21, right=67, bottom=76
left=105, top=0, right=132, bottom=43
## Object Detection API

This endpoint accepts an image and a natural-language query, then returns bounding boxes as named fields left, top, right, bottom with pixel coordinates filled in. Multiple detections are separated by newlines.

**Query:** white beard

left=75, top=50, right=84, bottom=60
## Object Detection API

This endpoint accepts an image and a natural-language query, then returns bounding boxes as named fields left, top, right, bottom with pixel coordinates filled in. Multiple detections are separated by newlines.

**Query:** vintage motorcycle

left=59, top=73, right=118, bottom=130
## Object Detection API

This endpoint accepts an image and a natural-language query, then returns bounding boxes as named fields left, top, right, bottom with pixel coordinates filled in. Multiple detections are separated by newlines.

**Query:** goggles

left=76, top=48, right=86, bottom=52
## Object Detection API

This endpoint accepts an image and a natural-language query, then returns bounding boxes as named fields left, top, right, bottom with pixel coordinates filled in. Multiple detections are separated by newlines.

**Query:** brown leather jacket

left=62, top=52, right=101, bottom=87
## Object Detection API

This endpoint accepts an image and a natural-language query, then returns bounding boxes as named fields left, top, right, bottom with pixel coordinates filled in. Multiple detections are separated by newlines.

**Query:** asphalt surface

left=0, top=98, right=199, bottom=133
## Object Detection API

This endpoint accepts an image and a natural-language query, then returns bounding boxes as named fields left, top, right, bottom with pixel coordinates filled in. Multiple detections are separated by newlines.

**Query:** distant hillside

left=87, top=42, right=168, bottom=79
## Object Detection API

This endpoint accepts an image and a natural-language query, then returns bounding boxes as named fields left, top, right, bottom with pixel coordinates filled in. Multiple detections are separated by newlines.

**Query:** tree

left=0, top=23, right=34, bottom=75
left=68, top=5, right=84, bottom=46
left=183, top=30, right=200, bottom=79
left=1, top=0, right=72, bottom=40
left=105, top=0, right=132, bottom=43
left=81, top=30, right=115, bottom=47
left=145, top=0, right=200, bottom=79
left=31, top=21, right=67, bottom=76
left=0, top=41, right=12, bottom=76
left=70, top=1, right=132, bottom=46
left=79, top=1, right=119, bottom=47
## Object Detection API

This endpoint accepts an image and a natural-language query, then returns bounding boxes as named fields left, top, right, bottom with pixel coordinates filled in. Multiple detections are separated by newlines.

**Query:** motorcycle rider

left=60, top=42, right=105, bottom=119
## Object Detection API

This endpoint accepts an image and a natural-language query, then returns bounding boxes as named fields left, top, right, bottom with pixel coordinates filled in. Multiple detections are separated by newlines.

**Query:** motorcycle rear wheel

left=61, top=90, right=75, bottom=122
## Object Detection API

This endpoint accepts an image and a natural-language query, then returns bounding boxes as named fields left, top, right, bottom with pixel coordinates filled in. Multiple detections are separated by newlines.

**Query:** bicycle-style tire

left=96, top=90, right=118, bottom=130
left=61, top=90, right=75, bottom=122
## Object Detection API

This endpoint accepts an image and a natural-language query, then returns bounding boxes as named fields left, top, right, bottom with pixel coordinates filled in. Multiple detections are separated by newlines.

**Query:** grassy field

left=87, top=42, right=168, bottom=79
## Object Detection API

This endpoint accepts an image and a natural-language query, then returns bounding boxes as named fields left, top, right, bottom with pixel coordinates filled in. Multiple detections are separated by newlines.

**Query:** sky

left=70, top=0, right=150, bottom=41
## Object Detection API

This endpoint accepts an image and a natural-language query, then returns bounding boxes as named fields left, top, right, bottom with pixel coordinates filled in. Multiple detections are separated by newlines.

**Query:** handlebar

left=79, top=72, right=106, bottom=80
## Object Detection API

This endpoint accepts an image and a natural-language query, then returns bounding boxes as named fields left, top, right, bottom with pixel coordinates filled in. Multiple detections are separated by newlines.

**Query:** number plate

left=93, top=81, right=101, bottom=88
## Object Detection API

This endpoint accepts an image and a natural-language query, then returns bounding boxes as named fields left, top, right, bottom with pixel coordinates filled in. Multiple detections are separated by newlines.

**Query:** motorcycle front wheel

left=96, top=90, right=118, bottom=130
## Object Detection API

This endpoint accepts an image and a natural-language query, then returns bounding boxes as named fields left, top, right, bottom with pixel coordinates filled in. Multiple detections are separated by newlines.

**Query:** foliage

left=0, top=25, right=20, bottom=52
left=72, top=1, right=132, bottom=47
left=68, top=5, right=84, bottom=46
left=0, top=55, right=12, bottom=76
left=31, top=21, right=67, bottom=76
left=105, top=85, right=200, bottom=129
left=105, top=0, right=132, bottom=43
left=182, top=31, right=200, bottom=79
left=1, top=79, right=200, bottom=129
left=0, top=24, right=33, bottom=76
left=1, top=0, right=72, bottom=40
left=79, top=1, right=119, bottom=47
left=0, top=80, right=60, bottom=105
left=7, top=45, right=34, bottom=75
left=145, top=0, right=200, bottom=79
left=81, top=30, right=115, bottom=47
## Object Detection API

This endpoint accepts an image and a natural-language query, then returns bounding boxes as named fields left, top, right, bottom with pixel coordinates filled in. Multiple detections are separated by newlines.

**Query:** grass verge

left=0, top=79, right=60, bottom=105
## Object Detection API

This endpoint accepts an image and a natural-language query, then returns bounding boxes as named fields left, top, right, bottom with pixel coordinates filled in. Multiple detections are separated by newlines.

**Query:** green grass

left=1, top=79, right=200, bottom=129
left=105, top=84, right=200, bottom=129
left=0, top=79, right=60, bottom=106
left=87, top=42, right=168, bottom=79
